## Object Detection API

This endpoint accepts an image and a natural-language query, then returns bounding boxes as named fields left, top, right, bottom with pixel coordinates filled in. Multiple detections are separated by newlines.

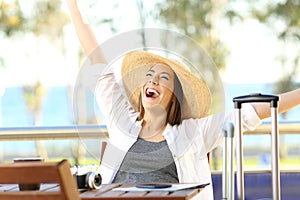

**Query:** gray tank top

left=112, top=137, right=179, bottom=183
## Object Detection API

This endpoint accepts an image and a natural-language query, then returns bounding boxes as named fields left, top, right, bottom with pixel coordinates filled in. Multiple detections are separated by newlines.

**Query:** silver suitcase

left=222, top=93, right=280, bottom=200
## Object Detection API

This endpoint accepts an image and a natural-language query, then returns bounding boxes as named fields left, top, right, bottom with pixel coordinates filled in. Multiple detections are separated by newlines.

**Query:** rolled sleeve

left=241, top=104, right=262, bottom=131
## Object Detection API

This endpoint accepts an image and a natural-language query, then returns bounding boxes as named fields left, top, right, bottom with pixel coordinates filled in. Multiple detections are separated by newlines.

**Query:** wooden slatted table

left=0, top=183, right=207, bottom=200
left=79, top=184, right=207, bottom=200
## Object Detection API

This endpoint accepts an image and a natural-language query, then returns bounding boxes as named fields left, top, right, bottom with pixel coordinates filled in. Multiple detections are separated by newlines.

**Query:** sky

left=220, top=19, right=283, bottom=83
left=0, top=0, right=299, bottom=89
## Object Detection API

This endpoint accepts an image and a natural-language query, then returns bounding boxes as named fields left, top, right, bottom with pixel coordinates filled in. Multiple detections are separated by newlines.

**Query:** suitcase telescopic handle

left=233, top=93, right=281, bottom=200
left=233, top=93, right=279, bottom=109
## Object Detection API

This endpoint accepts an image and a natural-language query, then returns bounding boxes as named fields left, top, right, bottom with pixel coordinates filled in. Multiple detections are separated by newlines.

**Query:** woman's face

left=141, top=64, right=175, bottom=111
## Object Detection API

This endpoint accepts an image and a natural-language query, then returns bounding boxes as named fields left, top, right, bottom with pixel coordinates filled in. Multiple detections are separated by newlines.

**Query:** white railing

left=0, top=125, right=108, bottom=141
left=0, top=121, right=299, bottom=141
left=245, top=121, right=300, bottom=135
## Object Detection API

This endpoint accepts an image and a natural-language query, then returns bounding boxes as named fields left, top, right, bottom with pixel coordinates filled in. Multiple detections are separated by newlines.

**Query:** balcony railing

left=0, top=122, right=300, bottom=141
left=244, top=121, right=300, bottom=135
left=0, top=121, right=299, bottom=141
left=0, top=125, right=108, bottom=141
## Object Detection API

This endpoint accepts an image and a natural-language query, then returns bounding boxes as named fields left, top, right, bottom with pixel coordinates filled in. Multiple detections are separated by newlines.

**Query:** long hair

left=137, top=72, right=184, bottom=126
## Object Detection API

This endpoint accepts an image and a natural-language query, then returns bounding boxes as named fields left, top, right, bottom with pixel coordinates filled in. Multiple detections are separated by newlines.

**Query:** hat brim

left=121, top=51, right=211, bottom=119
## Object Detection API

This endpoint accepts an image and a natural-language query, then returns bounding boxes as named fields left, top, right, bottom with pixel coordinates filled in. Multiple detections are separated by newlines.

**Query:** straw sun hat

left=121, top=51, right=211, bottom=119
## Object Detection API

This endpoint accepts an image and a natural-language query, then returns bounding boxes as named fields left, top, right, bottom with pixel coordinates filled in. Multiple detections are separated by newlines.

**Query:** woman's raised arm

left=253, top=88, right=300, bottom=120
left=65, top=0, right=107, bottom=64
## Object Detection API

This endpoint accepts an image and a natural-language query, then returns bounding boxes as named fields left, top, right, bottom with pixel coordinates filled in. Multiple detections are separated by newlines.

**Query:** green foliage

left=0, top=0, right=69, bottom=42
left=30, top=0, right=69, bottom=42
left=249, top=0, right=300, bottom=42
left=22, top=80, right=46, bottom=125
left=156, top=0, right=212, bottom=36
left=155, top=0, right=228, bottom=71
left=0, top=0, right=26, bottom=36
left=225, top=0, right=300, bottom=41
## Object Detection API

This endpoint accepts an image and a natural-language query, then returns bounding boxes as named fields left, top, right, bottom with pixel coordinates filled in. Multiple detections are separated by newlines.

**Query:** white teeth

left=147, top=88, right=159, bottom=96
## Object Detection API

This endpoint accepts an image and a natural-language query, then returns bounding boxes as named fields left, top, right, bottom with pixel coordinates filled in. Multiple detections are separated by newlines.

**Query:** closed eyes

left=145, top=70, right=170, bottom=81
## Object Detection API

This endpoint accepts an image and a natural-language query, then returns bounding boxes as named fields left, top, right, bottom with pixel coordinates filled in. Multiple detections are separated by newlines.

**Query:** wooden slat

left=0, top=192, right=61, bottom=200
left=57, top=160, right=80, bottom=200
left=169, top=189, right=203, bottom=200
left=0, top=160, right=80, bottom=200
left=95, top=190, right=126, bottom=198
left=0, top=162, right=60, bottom=184
left=120, top=191, right=148, bottom=197
left=144, top=191, right=170, bottom=197
left=79, top=184, right=122, bottom=198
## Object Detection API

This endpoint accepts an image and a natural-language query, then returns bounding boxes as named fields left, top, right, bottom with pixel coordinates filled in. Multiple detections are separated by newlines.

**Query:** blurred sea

left=0, top=83, right=299, bottom=157
left=1, top=86, right=73, bottom=126
left=2, top=83, right=299, bottom=126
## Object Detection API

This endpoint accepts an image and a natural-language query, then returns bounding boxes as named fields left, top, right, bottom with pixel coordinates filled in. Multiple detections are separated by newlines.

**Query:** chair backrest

left=0, top=159, right=80, bottom=200
left=100, top=141, right=107, bottom=163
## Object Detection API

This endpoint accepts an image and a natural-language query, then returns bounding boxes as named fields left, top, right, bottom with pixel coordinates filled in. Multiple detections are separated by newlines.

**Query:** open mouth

left=145, top=88, right=160, bottom=98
